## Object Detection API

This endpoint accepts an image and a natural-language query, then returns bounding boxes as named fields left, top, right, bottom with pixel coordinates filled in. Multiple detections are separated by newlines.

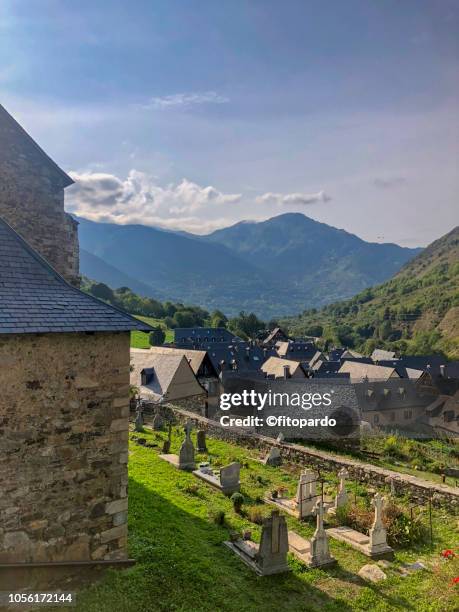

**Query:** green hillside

left=282, top=226, right=459, bottom=359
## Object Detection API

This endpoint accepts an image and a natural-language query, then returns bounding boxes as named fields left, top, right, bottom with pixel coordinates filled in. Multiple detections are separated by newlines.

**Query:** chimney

left=263, top=348, right=267, bottom=358
left=440, top=364, right=447, bottom=378
left=283, top=365, right=290, bottom=380
left=232, top=359, right=238, bottom=371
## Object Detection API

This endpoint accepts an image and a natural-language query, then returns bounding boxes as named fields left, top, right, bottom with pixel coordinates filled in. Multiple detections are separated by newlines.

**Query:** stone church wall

left=0, top=112, right=79, bottom=286
left=0, top=331, right=131, bottom=563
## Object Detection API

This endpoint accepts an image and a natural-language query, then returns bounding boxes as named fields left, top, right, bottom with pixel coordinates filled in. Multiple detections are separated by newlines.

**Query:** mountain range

left=284, top=226, right=459, bottom=358
left=77, top=213, right=421, bottom=318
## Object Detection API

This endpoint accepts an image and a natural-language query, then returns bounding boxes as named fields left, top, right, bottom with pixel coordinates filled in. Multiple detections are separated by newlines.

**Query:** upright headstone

left=309, top=500, right=334, bottom=567
left=334, top=468, right=349, bottom=509
left=276, top=432, right=285, bottom=444
left=368, top=493, right=389, bottom=556
left=264, top=447, right=282, bottom=467
left=197, top=429, right=207, bottom=453
left=178, top=420, right=195, bottom=470
left=162, top=422, right=172, bottom=454
left=256, top=511, right=289, bottom=575
left=134, top=406, right=144, bottom=432
left=296, top=469, right=318, bottom=518
left=219, top=462, right=240, bottom=495
left=152, top=412, right=164, bottom=431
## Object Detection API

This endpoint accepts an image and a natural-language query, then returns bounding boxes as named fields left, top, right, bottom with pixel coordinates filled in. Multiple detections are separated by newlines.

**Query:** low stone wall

left=160, top=403, right=459, bottom=511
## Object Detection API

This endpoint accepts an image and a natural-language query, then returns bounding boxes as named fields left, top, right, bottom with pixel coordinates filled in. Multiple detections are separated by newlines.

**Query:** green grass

left=68, top=428, right=459, bottom=612
left=130, top=315, right=174, bottom=348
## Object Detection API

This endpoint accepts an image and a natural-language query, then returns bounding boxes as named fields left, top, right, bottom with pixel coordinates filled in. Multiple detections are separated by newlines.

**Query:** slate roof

left=261, top=356, right=306, bottom=379
left=200, top=342, right=277, bottom=373
left=0, top=217, right=153, bottom=334
left=339, top=361, right=400, bottom=382
left=174, top=327, right=240, bottom=345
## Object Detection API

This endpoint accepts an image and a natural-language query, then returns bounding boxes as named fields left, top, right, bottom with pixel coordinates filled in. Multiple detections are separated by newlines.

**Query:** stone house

left=0, top=106, right=152, bottom=565
left=130, top=349, right=207, bottom=404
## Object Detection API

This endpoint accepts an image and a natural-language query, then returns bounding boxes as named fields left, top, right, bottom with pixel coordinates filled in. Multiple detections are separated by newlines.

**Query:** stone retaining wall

left=160, top=403, right=459, bottom=511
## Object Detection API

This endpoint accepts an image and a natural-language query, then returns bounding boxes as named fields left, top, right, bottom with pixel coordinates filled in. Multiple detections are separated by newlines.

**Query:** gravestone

left=296, top=469, right=319, bottom=517
left=219, top=462, right=240, bottom=495
left=265, top=468, right=318, bottom=519
left=197, top=430, right=207, bottom=453
left=276, top=432, right=285, bottom=443
left=288, top=499, right=335, bottom=568
left=178, top=421, right=195, bottom=470
left=224, top=511, right=290, bottom=575
left=326, top=492, right=394, bottom=559
left=193, top=462, right=240, bottom=495
left=134, top=406, right=144, bottom=432
left=334, top=468, right=349, bottom=509
left=152, top=413, right=164, bottom=431
left=309, top=500, right=334, bottom=567
left=159, top=420, right=195, bottom=471
left=264, top=447, right=282, bottom=467
left=368, top=493, right=389, bottom=556
left=161, top=423, right=172, bottom=454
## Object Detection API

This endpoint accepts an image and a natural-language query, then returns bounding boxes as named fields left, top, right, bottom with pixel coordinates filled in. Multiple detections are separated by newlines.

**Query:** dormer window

left=141, top=367, right=154, bottom=385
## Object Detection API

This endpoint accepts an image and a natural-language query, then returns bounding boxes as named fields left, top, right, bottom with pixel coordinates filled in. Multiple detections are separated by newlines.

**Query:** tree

left=90, top=282, right=115, bottom=303
left=149, top=326, right=166, bottom=346
left=210, top=309, right=228, bottom=328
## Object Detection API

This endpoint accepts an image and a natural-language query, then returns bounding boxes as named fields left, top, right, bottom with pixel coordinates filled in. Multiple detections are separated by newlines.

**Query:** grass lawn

left=70, top=428, right=459, bottom=612
left=130, top=315, right=174, bottom=348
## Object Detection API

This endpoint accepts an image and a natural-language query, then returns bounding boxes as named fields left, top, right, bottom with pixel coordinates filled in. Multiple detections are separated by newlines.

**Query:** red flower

left=450, top=577, right=459, bottom=586
left=441, top=549, right=456, bottom=559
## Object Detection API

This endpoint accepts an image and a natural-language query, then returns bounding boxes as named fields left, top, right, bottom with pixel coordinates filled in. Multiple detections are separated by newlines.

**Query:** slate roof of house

left=0, top=217, right=153, bottom=334
left=275, top=340, right=316, bottom=360
left=130, top=351, right=205, bottom=402
left=261, top=356, right=306, bottom=379
left=0, top=103, right=74, bottom=188
left=200, top=342, right=277, bottom=373
left=371, top=349, right=397, bottom=362
left=174, top=327, right=241, bottom=345
left=142, top=346, right=218, bottom=377
left=338, top=361, right=400, bottom=382
left=262, top=327, right=288, bottom=345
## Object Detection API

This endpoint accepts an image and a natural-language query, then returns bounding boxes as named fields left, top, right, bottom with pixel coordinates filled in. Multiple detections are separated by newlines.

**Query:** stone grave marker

left=159, top=420, right=195, bottom=471
left=265, top=468, right=319, bottom=519
left=288, top=499, right=336, bottom=568
left=152, top=412, right=164, bottom=431
left=193, top=461, right=240, bottom=495
left=224, top=510, right=290, bottom=575
left=263, top=446, right=282, bottom=467
left=326, top=492, right=394, bottom=559
left=197, top=429, right=207, bottom=453
left=334, top=468, right=349, bottom=509
left=134, top=406, right=144, bottom=432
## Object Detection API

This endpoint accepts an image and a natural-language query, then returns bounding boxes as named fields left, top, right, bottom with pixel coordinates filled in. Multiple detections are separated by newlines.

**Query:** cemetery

left=70, top=419, right=459, bottom=612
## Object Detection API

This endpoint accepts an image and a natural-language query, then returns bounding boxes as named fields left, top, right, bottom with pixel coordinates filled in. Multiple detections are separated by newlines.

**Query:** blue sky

left=1, top=0, right=458, bottom=245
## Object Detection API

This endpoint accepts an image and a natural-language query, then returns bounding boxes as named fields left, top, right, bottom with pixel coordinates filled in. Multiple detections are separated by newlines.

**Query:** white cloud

left=373, top=177, right=406, bottom=189
left=66, top=170, right=241, bottom=233
left=139, top=91, right=229, bottom=110
left=256, top=190, right=331, bottom=205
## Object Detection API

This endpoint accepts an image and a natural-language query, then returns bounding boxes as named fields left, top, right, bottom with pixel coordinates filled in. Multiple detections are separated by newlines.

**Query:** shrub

left=247, top=507, right=264, bottom=525
left=183, top=483, right=200, bottom=496
left=212, top=510, right=226, bottom=526
left=335, top=499, right=427, bottom=548
left=231, top=492, right=244, bottom=513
